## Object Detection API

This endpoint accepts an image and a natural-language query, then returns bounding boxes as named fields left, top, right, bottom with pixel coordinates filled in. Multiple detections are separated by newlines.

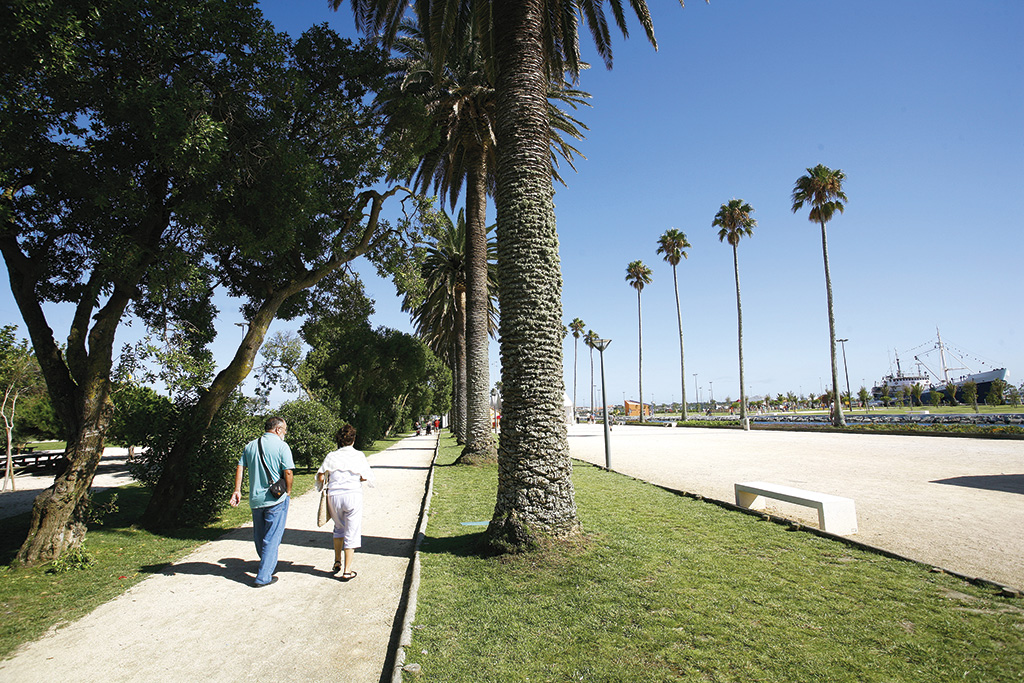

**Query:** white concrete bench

left=734, top=481, right=858, bottom=535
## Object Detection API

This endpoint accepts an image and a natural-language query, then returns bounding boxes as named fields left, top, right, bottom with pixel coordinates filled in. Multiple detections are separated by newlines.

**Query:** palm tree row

left=338, top=0, right=703, bottom=548
left=386, top=9, right=589, bottom=463
left=574, top=165, right=846, bottom=432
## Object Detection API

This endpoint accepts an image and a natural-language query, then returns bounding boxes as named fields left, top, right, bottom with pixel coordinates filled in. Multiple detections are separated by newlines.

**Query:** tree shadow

left=418, top=530, right=494, bottom=558
left=931, top=474, right=1024, bottom=495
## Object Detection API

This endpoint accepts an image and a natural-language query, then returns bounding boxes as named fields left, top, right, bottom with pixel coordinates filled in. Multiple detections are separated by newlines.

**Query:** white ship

left=872, top=329, right=1007, bottom=402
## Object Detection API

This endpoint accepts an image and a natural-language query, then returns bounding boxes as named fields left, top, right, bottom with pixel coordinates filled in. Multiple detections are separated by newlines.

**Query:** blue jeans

left=251, top=496, right=289, bottom=585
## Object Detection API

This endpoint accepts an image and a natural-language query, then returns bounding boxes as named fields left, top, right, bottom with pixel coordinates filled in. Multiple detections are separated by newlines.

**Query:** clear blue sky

left=3, top=1, right=1021, bottom=409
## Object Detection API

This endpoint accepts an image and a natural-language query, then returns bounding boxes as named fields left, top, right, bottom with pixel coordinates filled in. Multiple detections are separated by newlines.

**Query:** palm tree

left=713, top=199, right=757, bottom=431
left=387, top=16, right=589, bottom=463
left=568, top=318, right=586, bottom=418
left=656, top=228, right=692, bottom=421
left=336, top=0, right=690, bottom=549
left=625, top=260, right=653, bottom=422
left=792, top=164, right=849, bottom=428
left=402, top=209, right=499, bottom=444
left=585, top=330, right=599, bottom=417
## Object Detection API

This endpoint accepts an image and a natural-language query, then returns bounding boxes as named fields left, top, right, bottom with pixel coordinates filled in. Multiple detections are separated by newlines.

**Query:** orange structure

left=623, top=399, right=651, bottom=418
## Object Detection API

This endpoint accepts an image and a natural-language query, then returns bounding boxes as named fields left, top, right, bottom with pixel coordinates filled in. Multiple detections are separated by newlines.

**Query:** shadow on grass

left=419, top=531, right=492, bottom=558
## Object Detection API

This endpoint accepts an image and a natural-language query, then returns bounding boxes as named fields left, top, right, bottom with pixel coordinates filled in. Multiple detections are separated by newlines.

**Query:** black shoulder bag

left=257, top=436, right=288, bottom=498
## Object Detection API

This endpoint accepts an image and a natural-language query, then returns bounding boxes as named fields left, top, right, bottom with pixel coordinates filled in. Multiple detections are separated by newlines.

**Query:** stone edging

left=390, top=434, right=439, bottom=682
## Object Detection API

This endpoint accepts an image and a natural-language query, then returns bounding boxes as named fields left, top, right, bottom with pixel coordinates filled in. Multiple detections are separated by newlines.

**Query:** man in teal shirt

left=230, top=416, right=294, bottom=587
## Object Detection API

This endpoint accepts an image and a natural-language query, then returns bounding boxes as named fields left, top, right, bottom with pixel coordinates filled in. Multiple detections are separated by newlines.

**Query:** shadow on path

left=931, top=474, right=1024, bottom=495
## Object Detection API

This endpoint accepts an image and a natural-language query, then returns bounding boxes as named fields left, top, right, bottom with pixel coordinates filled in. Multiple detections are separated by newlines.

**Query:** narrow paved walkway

left=0, top=433, right=436, bottom=682
left=568, top=424, right=1024, bottom=590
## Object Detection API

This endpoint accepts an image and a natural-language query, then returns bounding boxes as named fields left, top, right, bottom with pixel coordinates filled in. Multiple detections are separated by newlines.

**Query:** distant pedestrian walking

left=316, top=424, right=374, bottom=581
left=230, top=416, right=294, bottom=587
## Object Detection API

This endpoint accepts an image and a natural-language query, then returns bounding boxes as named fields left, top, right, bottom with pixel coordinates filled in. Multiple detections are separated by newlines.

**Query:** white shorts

left=328, top=490, right=363, bottom=549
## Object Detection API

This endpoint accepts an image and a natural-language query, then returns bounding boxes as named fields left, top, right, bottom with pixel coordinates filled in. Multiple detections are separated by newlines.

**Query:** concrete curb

left=389, top=433, right=440, bottom=683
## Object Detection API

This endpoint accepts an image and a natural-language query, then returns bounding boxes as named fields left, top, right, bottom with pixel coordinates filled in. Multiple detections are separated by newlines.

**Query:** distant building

left=623, top=399, right=651, bottom=418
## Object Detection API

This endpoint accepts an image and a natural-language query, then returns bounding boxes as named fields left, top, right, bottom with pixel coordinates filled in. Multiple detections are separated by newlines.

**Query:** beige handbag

left=317, top=474, right=331, bottom=527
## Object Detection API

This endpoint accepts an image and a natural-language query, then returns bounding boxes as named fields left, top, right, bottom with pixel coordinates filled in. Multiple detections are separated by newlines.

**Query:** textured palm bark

left=732, top=245, right=749, bottom=431
left=821, top=221, right=845, bottom=427
left=453, top=286, right=467, bottom=444
left=458, top=155, right=496, bottom=463
left=488, top=0, right=579, bottom=549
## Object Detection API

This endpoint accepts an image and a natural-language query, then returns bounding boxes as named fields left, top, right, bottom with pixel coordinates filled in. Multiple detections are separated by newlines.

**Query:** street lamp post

left=593, top=338, right=612, bottom=469
left=709, top=380, right=714, bottom=411
left=692, top=373, right=699, bottom=415
left=837, top=338, right=852, bottom=410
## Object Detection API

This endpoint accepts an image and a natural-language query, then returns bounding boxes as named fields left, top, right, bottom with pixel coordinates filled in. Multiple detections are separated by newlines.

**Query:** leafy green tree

left=1007, top=384, right=1020, bottom=407
left=568, top=318, right=586, bottom=417
left=792, top=164, right=849, bottom=427
left=986, top=379, right=1006, bottom=406
left=1, top=0, right=290, bottom=562
left=625, top=260, right=653, bottom=423
left=881, top=385, right=892, bottom=407
left=303, top=317, right=448, bottom=449
left=127, top=393, right=262, bottom=527
left=256, top=332, right=313, bottom=401
left=657, top=229, right=692, bottom=421
left=858, top=386, right=871, bottom=410
left=275, top=399, right=343, bottom=470
left=713, top=199, right=757, bottom=430
left=334, top=0, right=704, bottom=550
left=929, top=388, right=942, bottom=409
left=0, top=326, right=45, bottom=491
left=143, top=27, right=427, bottom=529
left=910, top=384, right=924, bottom=407
left=961, top=380, right=979, bottom=413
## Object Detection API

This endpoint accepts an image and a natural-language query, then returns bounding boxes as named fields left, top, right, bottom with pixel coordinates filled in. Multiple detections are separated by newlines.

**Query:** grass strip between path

left=0, top=435, right=404, bottom=660
left=406, top=434, right=1024, bottom=682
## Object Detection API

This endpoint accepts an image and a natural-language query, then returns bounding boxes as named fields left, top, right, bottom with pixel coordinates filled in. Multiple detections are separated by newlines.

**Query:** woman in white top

left=316, top=424, right=374, bottom=580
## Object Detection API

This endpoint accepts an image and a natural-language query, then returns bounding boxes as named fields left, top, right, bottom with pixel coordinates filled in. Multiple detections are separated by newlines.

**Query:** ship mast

left=936, top=327, right=950, bottom=383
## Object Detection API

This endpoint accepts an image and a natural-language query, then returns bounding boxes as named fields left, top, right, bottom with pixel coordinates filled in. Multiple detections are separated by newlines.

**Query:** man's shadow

left=142, top=529, right=416, bottom=584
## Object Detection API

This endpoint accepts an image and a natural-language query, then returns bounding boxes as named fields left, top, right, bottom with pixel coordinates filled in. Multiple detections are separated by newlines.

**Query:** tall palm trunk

left=672, top=264, right=688, bottom=421
left=636, top=288, right=644, bottom=422
left=459, top=153, right=496, bottom=462
left=820, top=220, right=845, bottom=427
left=454, top=286, right=467, bottom=443
left=732, top=245, right=749, bottom=431
left=489, top=0, right=578, bottom=549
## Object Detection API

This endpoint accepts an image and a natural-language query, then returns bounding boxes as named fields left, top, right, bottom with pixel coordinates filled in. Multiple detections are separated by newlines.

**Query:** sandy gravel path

left=0, top=434, right=436, bottom=682
left=568, top=424, right=1024, bottom=590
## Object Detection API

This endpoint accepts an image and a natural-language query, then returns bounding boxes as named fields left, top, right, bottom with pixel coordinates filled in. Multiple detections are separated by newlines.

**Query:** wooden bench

left=734, top=481, right=858, bottom=535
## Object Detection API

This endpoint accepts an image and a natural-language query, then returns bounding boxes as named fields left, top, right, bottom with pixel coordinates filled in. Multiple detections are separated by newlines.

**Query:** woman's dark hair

left=334, top=424, right=357, bottom=447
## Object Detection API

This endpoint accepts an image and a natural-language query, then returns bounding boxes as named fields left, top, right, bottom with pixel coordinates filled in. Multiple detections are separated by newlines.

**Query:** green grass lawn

left=0, top=434, right=406, bottom=659
left=406, top=435, right=1024, bottom=682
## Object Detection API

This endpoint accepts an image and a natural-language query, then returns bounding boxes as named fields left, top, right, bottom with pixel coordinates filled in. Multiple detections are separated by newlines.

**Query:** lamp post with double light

left=593, top=338, right=612, bottom=469
left=837, top=338, right=852, bottom=410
